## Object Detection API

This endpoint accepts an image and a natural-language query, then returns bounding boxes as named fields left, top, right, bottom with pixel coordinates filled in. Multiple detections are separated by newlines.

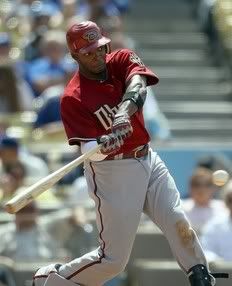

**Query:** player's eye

left=97, top=46, right=103, bottom=51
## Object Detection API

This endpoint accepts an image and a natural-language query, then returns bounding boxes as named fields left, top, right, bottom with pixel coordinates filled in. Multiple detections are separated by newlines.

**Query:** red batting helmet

left=66, top=21, right=111, bottom=54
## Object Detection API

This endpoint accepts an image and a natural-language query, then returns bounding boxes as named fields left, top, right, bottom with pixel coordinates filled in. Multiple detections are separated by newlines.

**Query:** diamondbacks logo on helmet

left=82, top=29, right=100, bottom=43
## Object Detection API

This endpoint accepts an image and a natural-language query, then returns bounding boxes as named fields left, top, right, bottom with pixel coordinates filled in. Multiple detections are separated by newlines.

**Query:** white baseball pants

left=57, top=149, right=208, bottom=286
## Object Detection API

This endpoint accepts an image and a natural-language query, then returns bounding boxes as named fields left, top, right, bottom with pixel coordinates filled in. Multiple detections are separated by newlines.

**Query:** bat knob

left=4, top=203, right=16, bottom=214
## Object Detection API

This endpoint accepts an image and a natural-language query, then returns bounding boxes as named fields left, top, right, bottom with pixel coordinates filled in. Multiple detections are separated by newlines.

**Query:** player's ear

left=105, top=44, right=111, bottom=54
left=70, top=53, right=79, bottom=61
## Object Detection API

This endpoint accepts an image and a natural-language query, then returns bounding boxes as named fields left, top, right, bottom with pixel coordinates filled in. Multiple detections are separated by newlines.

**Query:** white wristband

left=80, top=141, right=107, bottom=161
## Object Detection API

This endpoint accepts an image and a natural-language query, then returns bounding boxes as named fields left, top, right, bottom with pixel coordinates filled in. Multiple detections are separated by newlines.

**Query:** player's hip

left=84, top=147, right=168, bottom=181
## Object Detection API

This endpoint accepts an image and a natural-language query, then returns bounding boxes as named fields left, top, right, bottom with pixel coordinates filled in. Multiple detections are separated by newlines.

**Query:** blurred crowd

left=0, top=1, right=232, bottom=286
left=194, top=0, right=232, bottom=70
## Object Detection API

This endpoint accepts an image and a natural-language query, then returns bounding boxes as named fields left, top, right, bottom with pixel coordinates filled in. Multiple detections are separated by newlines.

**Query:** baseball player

left=33, top=21, right=228, bottom=286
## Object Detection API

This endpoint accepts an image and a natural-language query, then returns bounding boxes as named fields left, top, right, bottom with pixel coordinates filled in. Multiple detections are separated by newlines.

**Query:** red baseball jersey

left=61, top=48, right=159, bottom=154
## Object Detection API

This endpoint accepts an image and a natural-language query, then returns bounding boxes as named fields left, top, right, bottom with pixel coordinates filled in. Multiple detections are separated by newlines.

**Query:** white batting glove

left=97, top=133, right=123, bottom=155
left=33, top=263, right=61, bottom=286
left=112, top=114, right=133, bottom=140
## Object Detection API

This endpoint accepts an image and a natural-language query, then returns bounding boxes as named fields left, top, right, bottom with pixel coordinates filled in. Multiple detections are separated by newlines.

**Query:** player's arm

left=111, top=74, right=147, bottom=139
left=81, top=76, right=147, bottom=158
left=81, top=75, right=147, bottom=158
left=110, top=48, right=159, bottom=139
left=117, top=74, right=147, bottom=117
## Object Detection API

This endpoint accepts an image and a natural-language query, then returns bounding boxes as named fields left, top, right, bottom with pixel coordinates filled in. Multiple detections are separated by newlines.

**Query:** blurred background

left=0, top=0, right=232, bottom=285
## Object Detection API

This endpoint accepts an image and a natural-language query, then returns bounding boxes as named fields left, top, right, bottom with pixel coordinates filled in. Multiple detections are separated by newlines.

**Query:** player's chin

left=92, top=63, right=106, bottom=74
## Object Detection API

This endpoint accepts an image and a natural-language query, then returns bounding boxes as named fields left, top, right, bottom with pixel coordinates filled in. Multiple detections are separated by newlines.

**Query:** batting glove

left=97, top=133, right=123, bottom=155
left=112, top=114, right=133, bottom=140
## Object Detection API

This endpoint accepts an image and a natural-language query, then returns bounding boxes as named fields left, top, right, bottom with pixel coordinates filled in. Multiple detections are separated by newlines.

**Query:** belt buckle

left=134, top=145, right=144, bottom=159
left=134, top=149, right=140, bottom=159
left=134, top=144, right=148, bottom=159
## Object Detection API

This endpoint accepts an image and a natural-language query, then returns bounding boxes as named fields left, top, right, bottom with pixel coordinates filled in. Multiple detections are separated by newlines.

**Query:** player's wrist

left=81, top=140, right=107, bottom=161
left=115, top=99, right=138, bottom=119
left=111, top=112, right=133, bottom=140
left=114, top=112, right=130, bottom=119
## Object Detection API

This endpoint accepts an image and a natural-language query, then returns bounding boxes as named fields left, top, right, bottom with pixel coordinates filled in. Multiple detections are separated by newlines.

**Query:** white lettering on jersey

left=94, top=104, right=119, bottom=130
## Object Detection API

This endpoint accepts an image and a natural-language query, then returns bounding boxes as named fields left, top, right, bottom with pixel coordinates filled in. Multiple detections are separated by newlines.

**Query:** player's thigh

left=84, top=159, right=149, bottom=258
left=84, top=158, right=149, bottom=211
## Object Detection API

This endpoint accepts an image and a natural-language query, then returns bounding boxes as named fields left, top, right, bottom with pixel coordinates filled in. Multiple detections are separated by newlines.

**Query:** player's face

left=76, top=45, right=107, bottom=74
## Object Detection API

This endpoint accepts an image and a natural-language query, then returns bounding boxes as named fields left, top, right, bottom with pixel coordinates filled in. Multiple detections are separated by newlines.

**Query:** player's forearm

left=115, top=100, right=138, bottom=118
left=116, top=74, right=147, bottom=118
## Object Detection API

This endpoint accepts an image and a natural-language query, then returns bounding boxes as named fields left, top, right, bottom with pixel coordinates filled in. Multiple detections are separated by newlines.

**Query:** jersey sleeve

left=61, top=95, right=97, bottom=145
left=114, top=49, right=159, bottom=86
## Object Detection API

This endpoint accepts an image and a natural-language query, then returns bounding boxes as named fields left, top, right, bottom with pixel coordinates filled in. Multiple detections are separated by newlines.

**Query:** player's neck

left=79, top=67, right=108, bottom=82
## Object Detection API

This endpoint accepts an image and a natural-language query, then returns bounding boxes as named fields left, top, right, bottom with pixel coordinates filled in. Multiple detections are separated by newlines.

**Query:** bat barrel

left=4, top=203, right=21, bottom=214
left=4, top=191, right=34, bottom=214
left=4, top=144, right=102, bottom=214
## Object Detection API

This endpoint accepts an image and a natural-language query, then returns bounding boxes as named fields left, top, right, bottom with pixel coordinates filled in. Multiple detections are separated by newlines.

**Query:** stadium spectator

left=0, top=135, right=49, bottom=182
left=0, top=256, right=16, bottom=286
left=26, top=29, right=76, bottom=96
left=68, top=175, right=94, bottom=207
left=197, top=0, right=217, bottom=36
left=181, top=167, right=227, bottom=234
left=0, top=64, right=33, bottom=113
left=0, top=201, right=68, bottom=262
left=61, top=0, right=80, bottom=27
left=112, top=0, right=131, bottom=13
left=0, top=33, right=12, bottom=60
left=62, top=207, right=95, bottom=258
left=33, top=85, right=64, bottom=129
left=201, top=180, right=232, bottom=262
left=197, top=154, right=232, bottom=176
left=0, top=31, right=34, bottom=112
left=0, top=31, right=30, bottom=80
left=23, top=1, right=60, bottom=61
left=78, top=0, right=120, bottom=21
left=0, top=160, right=26, bottom=203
